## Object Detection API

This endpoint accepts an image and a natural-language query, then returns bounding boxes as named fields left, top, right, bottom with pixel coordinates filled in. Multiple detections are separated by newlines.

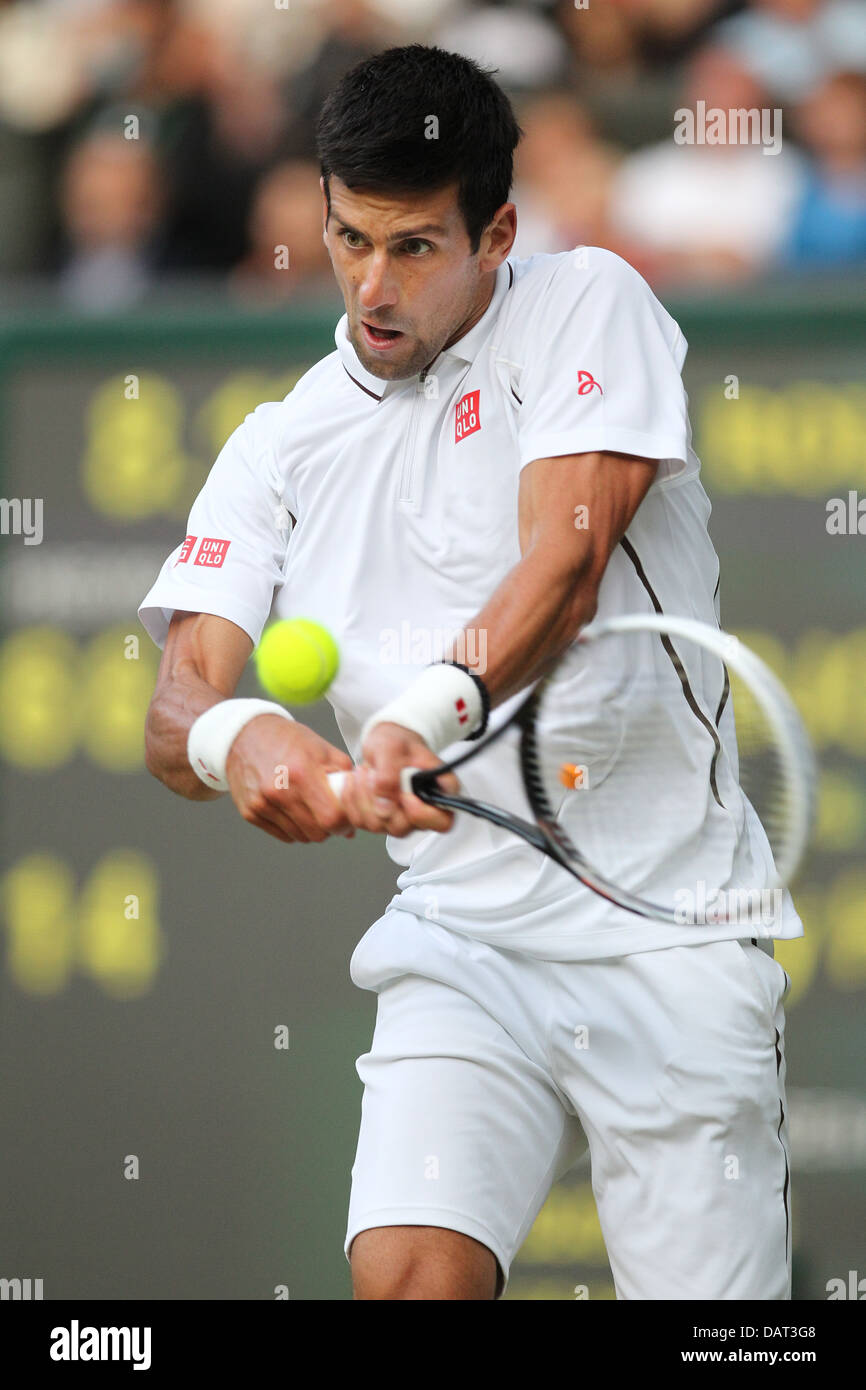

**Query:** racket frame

left=400, top=613, right=818, bottom=926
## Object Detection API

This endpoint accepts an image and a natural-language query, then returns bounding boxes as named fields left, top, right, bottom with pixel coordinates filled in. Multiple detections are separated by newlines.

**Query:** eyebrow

left=332, top=217, right=448, bottom=243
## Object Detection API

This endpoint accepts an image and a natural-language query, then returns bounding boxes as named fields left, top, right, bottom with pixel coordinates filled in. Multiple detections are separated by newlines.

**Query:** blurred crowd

left=1, top=0, right=865, bottom=311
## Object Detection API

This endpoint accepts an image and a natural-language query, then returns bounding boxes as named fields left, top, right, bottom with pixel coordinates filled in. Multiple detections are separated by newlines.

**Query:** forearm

left=451, top=549, right=598, bottom=705
left=144, top=660, right=226, bottom=800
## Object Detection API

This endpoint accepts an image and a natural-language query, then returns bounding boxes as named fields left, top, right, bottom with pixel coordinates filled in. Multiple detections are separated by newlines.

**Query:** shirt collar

left=334, top=315, right=389, bottom=401
left=334, top=259, right=513, bottom=401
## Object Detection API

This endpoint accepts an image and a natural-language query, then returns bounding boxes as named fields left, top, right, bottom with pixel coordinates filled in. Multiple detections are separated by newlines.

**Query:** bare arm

left=144, top=611, right=255, bottom=800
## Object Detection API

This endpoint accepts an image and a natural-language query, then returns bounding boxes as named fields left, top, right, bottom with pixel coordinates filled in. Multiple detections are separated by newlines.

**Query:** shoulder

left=229, top=350, right=345, bottom=468
left=282, top=349, right=344, bottom=404
left=261, top=350, right=345, bottom=432
left=497, top=247, right=678, bottom=357
left=231, top=351, right=343, bottom=436
left=505, top=246, right=658, bottom=321
left=508, top=244, right=644, bottom=292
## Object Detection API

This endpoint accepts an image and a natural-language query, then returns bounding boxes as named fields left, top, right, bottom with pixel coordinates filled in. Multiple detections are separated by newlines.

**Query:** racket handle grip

left=326, top=769, right=347, bottom=799
left=326, top=767, right=424, bottom=799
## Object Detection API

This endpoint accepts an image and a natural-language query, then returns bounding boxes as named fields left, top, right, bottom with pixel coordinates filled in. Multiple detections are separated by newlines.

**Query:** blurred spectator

left=630, top=0, right=748, bottom=67
left=57, top=124, right=164, bottom=310
left=715, top=0, right=866, bottom=102
left=230, top=160, right=334, bottom=304
left=556, top=0, right=642, bottom=75
left=0, top=2, right=89, bottom=134
left=281, top=0, right=393, bottom=159
left=435, top=5, right=571, bottom=94
left=156, top=33, right=289, bottom=272
left=551, top=0, right=743, bottom=157
left=607, top=46, right=805, bottom=286
left=366, top=0, right=453, bottom=25
left=512, top=91, right=620, bottom=255
left=784, top=70, right=866, bottom=267
left=556, top=0, right=746, bottom=74
left=1, top=0, right=865, bottom=300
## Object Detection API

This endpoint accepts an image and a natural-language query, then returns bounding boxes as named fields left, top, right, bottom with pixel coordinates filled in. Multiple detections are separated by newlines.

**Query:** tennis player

left=140, top=45, right=800, bottom=1301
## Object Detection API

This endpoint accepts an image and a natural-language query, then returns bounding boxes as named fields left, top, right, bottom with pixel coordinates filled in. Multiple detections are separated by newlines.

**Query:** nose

left=358, top=253, right=398, bottom=317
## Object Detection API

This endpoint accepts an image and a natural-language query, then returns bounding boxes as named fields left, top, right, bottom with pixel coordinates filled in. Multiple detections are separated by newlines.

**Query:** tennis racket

left=328, top=613, right=817, bottom=929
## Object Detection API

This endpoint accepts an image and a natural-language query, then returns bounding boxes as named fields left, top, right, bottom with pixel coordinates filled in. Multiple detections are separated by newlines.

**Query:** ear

left=320, top=175, right=330, bottom=241
left=478, top=202, right=517, bottom=272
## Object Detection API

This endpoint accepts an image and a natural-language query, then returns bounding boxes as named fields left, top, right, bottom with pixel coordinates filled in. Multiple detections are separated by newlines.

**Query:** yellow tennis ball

left=254, top=619, right=339, bottom=704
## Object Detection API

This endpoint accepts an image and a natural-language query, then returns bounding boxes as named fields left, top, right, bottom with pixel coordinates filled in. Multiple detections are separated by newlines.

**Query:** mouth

left=361, top=320, right=405, bottom=351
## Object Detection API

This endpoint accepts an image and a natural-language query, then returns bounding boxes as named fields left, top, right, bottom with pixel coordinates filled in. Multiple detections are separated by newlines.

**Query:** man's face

left=322, top=177, right=511, bottom=380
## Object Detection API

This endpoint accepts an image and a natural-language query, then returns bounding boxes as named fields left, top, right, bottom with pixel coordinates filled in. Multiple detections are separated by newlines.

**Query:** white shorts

left=344, top=909, right=793, bottom=1300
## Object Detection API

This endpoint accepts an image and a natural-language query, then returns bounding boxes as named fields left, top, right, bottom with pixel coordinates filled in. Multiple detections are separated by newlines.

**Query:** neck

left=441, top=268, right=498, bottom=353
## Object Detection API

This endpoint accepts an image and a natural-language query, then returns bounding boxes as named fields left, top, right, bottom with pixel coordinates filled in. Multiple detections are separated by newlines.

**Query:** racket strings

left=523, top=631, right=804, bottom=924
left=728, top=672, right=797, bottom=862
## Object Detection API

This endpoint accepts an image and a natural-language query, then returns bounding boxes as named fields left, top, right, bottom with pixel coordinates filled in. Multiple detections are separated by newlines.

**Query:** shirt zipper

left=398, top=368, right=428, bottom=508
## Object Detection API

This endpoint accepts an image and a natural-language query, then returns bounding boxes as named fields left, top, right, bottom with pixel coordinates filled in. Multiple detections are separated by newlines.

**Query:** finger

left=436, top=769, right=461, bottom=796
left=264, top=766, right=354, bottom=842
left=399, top=794, right=455, bottom=833
left=301, top=767, right=356, bottom=837
left=369, top=763, right=404, bottom=805
left=419, top=769, right=461, bottom=796
left=239, top=805, right=310, bottom=844
left=364, top=765, right=417, bottom=836
left=229, top=776, right=313, bottom=842
left=251, top=781, right=333, bottom=843
left=396, top=764, right=459, bottom=830
left=270, top=791, right=332, bottom=843
left=248, top=816, right=300, bottom=844
left=346, top=768, right=395, bottom=833
left=366, top=763, right=457, bottom=833
left=333, top=766, right=377, bottom=831
left=343, top=766, right=412, bottom=836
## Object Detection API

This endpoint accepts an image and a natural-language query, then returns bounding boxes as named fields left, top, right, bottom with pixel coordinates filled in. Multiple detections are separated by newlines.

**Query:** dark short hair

left=316, top=44, right=522, bottom=253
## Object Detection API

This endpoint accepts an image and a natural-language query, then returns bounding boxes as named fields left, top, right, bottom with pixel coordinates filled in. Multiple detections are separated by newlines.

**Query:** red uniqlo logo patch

left=176, top=535, right=197, bottom=565
left=455, top=697, right=469, bottom=726
left=455, top=390, right=481, bottom=443
left=194, top=537, right=231, bottom=568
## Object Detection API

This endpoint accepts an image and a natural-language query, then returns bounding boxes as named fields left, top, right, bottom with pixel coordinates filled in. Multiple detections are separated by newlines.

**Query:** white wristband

left=188, top=699, right=295, bottom=792
left=360, top=664, right=483, bottom=753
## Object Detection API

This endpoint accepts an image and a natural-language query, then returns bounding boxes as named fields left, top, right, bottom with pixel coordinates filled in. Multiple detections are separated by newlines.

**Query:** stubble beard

left=349, top=320, right=442, bottom=381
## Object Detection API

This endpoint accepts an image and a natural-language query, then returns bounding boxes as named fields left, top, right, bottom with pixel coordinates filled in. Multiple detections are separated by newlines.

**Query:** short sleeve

left=515, top=249, right=690, bottom=478
left=138, top=401, right=290, bottom=649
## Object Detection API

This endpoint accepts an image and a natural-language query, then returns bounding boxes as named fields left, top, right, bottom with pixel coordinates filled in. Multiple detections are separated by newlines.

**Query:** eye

left=402, top=239, right=433, bottom=256
left=340, top=229, right=366, bottom=249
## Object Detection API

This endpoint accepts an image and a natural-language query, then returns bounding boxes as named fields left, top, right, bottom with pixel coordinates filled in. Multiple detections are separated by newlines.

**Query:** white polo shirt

left=139, top=246, right=803, bottom=958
